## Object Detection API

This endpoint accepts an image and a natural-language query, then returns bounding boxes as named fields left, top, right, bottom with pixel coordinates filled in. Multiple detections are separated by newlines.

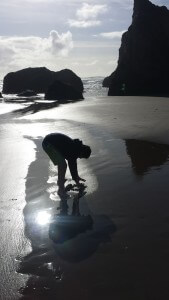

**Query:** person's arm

left=68, top=159, right=85, bottom=184
left=68, top=159, right=79, bottom=182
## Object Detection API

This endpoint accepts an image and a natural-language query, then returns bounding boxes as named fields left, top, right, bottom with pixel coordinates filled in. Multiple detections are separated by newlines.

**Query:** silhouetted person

left=42, top=133, right=91, bottom=194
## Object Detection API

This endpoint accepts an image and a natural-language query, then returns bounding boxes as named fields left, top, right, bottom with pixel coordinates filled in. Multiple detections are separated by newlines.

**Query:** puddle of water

left=125, top=139, right=169, bottom=177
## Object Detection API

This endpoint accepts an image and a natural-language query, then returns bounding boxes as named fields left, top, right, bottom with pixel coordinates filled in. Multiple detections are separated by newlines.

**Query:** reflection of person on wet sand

left=49, top=186, right=116, bottom=263
left=19, top=179, right=116, bottom=296
left=49, top=185, right=93, bottom=244
left=42, top=133, right=91, bottom=194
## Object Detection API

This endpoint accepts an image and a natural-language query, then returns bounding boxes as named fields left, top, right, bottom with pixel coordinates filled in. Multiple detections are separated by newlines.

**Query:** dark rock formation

left=17, top=90, right=37, bottom=97
left=3, top=67, right=83, bottom=95
left=105, top=0, right=169, bottom=96
left=0, top=92, right=2, bottom=98
left=102, top=76, right=111, bottom=88
left=45, top=80, right=84, bottom=100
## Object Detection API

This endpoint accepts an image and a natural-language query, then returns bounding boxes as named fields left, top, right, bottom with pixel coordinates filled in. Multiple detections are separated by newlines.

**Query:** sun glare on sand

left=36, top=211, right=51, bottom=225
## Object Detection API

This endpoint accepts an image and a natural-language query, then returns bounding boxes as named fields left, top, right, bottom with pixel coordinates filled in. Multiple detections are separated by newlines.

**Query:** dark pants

left=42, top=141, right=67, bottom=189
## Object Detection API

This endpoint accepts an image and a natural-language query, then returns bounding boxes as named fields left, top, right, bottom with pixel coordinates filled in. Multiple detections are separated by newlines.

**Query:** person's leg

left=42, top=142, right=67, bottom=191
left=58, top=160, right=67, bottom=193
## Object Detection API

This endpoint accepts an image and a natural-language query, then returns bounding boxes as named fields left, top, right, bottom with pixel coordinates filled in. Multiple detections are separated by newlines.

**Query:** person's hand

left=75, top=180, right=83, bottom=188
left=77, top=176, right=86, bottom=182
left=75, top=177, right=86, bottom=188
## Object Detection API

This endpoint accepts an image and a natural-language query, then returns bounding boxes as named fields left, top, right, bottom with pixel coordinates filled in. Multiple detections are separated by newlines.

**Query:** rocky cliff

left=104, top=0, right=169, bottom=96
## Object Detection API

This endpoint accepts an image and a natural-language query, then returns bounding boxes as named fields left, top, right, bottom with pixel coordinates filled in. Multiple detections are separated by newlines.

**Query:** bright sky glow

left=0, top=0, right=168, bottom=79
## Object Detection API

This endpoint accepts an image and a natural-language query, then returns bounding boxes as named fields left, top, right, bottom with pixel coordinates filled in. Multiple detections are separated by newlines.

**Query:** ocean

left=0, top=76, right=108, bottom=98
left=82, top=76, right=108, bottom=97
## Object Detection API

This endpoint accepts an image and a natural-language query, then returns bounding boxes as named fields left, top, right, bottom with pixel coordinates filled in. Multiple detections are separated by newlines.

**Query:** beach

left=1, top=95, right=169, bottom=299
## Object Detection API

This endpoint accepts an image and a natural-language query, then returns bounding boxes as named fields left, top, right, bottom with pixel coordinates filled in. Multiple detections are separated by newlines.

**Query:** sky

left=0, top=0, right=169, bottom=79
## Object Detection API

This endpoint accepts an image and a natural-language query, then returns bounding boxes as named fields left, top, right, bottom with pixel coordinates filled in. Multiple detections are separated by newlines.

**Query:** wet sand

left=1, top=96, right=169, bottom=299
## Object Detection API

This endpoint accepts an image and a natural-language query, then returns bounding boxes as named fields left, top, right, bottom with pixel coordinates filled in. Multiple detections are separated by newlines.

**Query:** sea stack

left=2, top=67, right=84, bottom=95
left=45, top=80, right=84, bottom=101
left=105, top=0, right=169, bottom=96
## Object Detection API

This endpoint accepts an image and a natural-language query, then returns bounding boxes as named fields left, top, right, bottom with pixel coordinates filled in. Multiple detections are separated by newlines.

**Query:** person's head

left=79, top=145, right=91, bottom=159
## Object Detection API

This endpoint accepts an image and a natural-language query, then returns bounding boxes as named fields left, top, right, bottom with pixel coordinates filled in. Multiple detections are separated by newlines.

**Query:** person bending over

left=42, top=133, right=91, bottom=194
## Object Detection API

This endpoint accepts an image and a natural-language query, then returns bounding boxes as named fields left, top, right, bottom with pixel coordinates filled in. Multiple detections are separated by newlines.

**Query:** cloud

left=0, top=31, right=73, bottom=76
left=72, top=59, right=98, bottom=66
left=95, top=30, right=125, bottom=39
left=68, top=3, right=107, bottom=28
left=69, top=20, right=101, bottom=28
left=107, top=0, right=133, bottom=10
left=0, top=30, right=73, bottom=63
left=50, top=30, right=73, bottom=55
left=76, top=3, right=107, bottom=20
left=107, top=58, right=118, bottom=65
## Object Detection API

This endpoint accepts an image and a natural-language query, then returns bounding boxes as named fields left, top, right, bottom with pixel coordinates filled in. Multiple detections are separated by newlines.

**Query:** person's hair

left=81, top=145, right=91, bottom=158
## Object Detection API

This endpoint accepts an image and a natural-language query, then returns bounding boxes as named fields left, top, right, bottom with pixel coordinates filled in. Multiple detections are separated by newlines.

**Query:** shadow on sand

left=125, top=139, right=169, bottom=177
left=17, top=136, right=116, bottom=299
left=12, top=98, right=83, bottom=115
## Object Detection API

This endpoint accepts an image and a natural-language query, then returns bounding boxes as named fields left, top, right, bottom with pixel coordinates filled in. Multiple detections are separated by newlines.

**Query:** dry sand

left=0, top=96, right=169, bottom=300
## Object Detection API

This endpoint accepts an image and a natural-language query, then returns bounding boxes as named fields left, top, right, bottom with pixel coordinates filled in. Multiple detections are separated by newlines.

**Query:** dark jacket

left=42, top=133, right=83, bottom=180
